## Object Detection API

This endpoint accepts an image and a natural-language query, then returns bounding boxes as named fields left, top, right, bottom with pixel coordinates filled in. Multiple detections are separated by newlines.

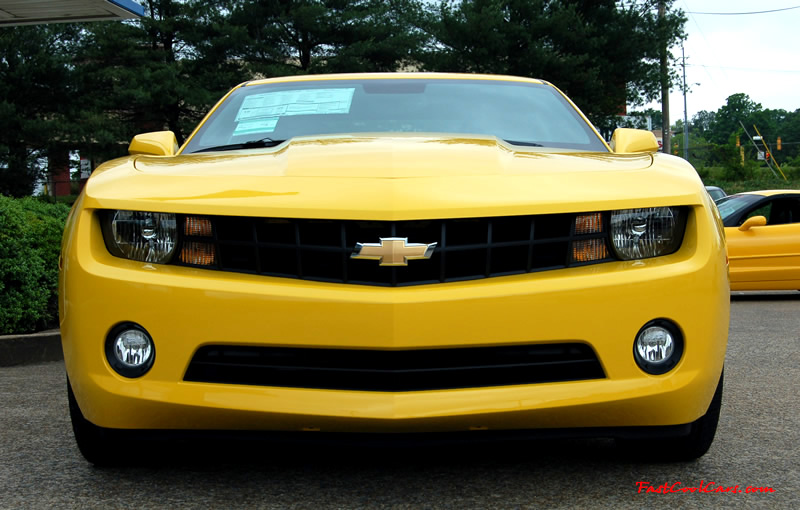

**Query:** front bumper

left=60, top=205, right=729, bottom=432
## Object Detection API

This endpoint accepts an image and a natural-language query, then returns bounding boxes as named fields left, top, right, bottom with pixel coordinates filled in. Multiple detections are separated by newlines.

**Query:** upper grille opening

left=173, top=214, right=613, bottom=286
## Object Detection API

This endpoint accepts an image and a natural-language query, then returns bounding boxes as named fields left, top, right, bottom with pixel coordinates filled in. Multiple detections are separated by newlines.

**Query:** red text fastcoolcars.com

left=636, top=481, right=775, bottom=494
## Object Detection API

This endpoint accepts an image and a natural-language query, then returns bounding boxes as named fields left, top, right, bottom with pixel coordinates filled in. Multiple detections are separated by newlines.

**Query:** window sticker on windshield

left=235, top=88, right=356, bottom=122
left=233, top=117, right=279, bottom=136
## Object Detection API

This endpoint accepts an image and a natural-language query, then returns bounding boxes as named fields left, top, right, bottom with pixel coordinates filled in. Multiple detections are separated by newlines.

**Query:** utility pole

left=739, top=121, right=780, bottom=179
left=659, top=0, right=671, bottom=154
left=682, top=44, right=689, bottom=161
left=752, top=124, right=788, bottom=181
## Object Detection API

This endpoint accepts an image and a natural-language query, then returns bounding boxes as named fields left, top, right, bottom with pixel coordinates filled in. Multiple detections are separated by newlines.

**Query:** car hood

left=85, top=135, right=704, bottom=219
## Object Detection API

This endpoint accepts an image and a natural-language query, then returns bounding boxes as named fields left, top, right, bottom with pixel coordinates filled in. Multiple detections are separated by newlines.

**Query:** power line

left=687, top=5, right=800, bottom=15
left=679, top=1, right=729, bottom=84
left=687, top=63, right=800, bottom=74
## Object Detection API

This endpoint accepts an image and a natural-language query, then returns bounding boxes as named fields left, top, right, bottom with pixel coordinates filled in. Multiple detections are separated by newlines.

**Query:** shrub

left=693, top=165, right=710, bottom=181
left=0, top=196, right=70, bottom=334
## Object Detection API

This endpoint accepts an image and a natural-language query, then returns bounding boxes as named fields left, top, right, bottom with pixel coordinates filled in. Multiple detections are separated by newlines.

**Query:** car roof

left=244, top=73, right=548, bottom=88
left=737, top=190, right=800, bottom=197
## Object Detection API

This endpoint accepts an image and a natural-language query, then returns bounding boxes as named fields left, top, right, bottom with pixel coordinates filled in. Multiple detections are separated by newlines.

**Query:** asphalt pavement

left=0, top=291, right=798, bottom=509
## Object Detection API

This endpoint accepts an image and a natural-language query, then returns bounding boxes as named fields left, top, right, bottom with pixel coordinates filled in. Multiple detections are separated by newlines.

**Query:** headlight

left=610, top=207, right=686, bottom=260
left=101, top=210, right=178, bottom=263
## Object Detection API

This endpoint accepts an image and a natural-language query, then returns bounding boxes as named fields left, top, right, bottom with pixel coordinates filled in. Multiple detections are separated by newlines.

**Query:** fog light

left=633, top=319, right=683, bottom=375
left=105, top=323, right=155, bottom=378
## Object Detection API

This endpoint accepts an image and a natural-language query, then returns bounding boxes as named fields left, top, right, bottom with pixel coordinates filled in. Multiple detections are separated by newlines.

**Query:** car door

left=725, top=196, right=800, bottom=289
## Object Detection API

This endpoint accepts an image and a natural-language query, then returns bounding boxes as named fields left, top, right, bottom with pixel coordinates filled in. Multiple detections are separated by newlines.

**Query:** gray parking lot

left=1, top=292, right=798, bottom=509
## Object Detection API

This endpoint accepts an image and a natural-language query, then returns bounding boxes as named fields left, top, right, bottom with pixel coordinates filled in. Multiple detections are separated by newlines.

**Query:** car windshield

left=705, top=187, right=725, bottom=201
left=716, top=194, right=763, bottom=222
left=182, top=78, right=608, bottom=154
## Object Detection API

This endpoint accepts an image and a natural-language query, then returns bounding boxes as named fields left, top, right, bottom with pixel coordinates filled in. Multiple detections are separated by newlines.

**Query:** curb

left=0, top=329, right=63, bottom=367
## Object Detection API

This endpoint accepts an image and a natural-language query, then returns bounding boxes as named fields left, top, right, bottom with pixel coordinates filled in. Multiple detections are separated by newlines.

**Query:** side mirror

left=128, top=131, right=179, bottom=156
left=738, top=215, right=767, bottom=231
left=610, top=128, right=660, bottom=154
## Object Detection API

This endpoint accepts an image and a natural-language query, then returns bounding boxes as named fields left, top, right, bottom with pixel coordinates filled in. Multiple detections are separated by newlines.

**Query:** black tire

left=67, top=379, right=127, bottom=466
left=617, top=370, right=724, bottom=462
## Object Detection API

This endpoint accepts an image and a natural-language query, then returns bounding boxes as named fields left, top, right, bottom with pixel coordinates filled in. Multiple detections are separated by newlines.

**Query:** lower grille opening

left=184, top=343, right=605, bottom=391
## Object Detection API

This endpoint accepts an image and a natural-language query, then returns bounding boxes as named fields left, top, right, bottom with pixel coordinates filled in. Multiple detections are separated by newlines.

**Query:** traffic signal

left=766, top=152, right=771, bottom=162
left=777, top=137, right=782, bottom=150
left=736, top=135, right=740, bottom=147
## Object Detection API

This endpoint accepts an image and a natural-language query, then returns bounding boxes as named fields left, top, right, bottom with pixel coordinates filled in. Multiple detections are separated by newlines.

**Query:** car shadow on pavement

left=730, top=291, right=800, bottom=302
left=87, top=436, right=631, bottom=471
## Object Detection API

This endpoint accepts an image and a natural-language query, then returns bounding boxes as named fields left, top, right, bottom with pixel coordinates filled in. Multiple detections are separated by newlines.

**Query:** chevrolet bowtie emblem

left=351, top=237, right=437, bottom=266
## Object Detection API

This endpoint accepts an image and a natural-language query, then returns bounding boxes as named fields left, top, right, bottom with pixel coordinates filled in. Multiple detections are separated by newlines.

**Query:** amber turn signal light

left=572, top=239, right=608, bottom=263
left=185, top=216, right=213, bottom=237
left=575, top=213, right=603, bottom=235
left=180, top=242, right=215, bottom=266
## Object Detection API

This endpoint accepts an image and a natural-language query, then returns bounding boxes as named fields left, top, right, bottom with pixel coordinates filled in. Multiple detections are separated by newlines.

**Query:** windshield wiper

left=192, top=137, right=286, bottom=153
left=504, top=140, right=543, bottom=147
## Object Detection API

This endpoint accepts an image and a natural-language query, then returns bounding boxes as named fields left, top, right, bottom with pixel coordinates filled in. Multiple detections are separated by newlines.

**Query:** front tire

left=617, top=370, right=724, bottom=462
left=67, top=379, right=124, bottom=466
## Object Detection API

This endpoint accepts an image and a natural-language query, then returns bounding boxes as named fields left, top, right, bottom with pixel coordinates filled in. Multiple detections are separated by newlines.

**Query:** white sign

left=235, top=88, right=356, bottom=122
left=80, top=157, right=91, bottom=179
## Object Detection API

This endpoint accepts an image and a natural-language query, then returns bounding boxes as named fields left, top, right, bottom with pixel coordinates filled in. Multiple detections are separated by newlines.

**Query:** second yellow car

left=718, top=190, right=800, bottom=291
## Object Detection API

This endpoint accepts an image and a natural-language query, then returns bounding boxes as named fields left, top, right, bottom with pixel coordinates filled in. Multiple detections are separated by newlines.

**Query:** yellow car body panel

left=722, top=190, right=800, bottom=291
left=60, top=74, right=729, bottom=439
left=726, top=224, right=800, bottom=290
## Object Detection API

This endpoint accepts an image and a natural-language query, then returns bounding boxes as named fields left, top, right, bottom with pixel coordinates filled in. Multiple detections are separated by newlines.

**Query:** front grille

left=173, top=214, right=612, bottom=286
left=184, top=343, right=606, bottom=391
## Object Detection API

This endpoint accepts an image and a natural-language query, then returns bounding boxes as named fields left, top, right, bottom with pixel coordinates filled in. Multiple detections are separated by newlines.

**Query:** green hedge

left=700, top=166, right=800, bottom=194
left=0, top=196, right=70, bottom=334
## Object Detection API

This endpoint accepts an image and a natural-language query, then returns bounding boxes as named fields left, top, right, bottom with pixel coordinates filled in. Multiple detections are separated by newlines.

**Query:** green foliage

left=682, top=93, right=800, bottom=174
left=700, top=166, right=800, bottom=195
left=619, top=108, right=663, bottom=130
left=0, top=24, right=80, bottom=196
left=0, top=196, right=70, bottom=334
left=720, top=158, right=757, bottom=182
left=229, top=0, right=426, bottom=75
left=706, top=93, right=761, bottom=145
left=418, top=0, right=686, bottom=125
left=73, top=1, right=251, bottom=147
left=690, top=110, right=715, bottom=139
left=779, top=163, right=799, bottom=180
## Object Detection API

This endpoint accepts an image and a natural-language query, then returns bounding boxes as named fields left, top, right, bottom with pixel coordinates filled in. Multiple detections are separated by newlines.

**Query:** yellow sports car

left=717, top=190, right=800, bottom=291
left=59, top=73, right=729, bottom=465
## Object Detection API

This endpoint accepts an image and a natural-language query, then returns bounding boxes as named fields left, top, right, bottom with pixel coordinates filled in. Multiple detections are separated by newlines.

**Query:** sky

left=639, top=0, right=800, bottom=122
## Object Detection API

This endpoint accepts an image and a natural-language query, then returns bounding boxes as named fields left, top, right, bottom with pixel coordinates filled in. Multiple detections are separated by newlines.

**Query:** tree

left=708, top=93, right=761, bottom=145
left=0, top=25, right=80, bottom=197
left=621, top=107, right=662, bottom=130
left=229, top=0, right=427, bottom=76
left=418, top=0, right=686, bottom=126
left=690, top=110, right=715, bottom=138
left=72, top=0, right=248, bottom=156
left=781, top=108, right=800, bottom=163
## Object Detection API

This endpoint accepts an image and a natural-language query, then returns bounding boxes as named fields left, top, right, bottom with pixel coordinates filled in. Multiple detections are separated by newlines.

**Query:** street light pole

left=682, top=44, right=689, bottom=161
left=659, top=0, right=671, bottom=154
